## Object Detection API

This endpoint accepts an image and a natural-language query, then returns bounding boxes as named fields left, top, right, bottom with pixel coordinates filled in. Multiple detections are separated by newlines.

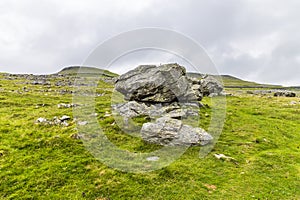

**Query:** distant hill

left=57, top=66, right=119, bottom=77
left=219, top=75, right=282, bottom=88
left=187, top=72, right=282, bottom=88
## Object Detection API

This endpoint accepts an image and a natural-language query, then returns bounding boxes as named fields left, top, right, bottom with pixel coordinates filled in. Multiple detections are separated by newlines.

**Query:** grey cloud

left=0, top=0, right=299, bottom=85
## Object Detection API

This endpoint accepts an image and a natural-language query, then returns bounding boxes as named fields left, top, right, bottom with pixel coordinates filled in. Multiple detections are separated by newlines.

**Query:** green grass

left=57, top=66, right=119, bottom=77
left=0, top=72, right=299, bottom=199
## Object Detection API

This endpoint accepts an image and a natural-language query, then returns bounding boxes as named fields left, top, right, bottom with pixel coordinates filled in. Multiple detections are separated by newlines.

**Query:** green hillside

left=57, top=66, right=119, bottom=77
left=187, top=72, right=282, bottom=88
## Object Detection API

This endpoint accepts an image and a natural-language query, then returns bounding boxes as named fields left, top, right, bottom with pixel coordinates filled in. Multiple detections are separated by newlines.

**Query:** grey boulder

left=141, top=117, right=213, bottom=146
left=115, top=63, right=202, bottom=103
left=200, top=75, right=223, bottom=96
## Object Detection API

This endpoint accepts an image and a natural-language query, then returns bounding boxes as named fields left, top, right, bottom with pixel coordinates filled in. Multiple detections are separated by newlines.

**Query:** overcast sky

left=0, top=0, right=299, bottom=86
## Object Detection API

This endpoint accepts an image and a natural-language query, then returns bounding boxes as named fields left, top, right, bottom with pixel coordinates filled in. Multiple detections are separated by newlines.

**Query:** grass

left=0, top=72, right=299, bottom=199
left=57, top=66, right=119, bottom=77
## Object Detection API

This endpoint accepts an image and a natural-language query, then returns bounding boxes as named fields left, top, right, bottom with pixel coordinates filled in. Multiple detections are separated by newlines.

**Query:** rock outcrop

left=115, top=63, right=202, bottom=103
left=113, top=63, right=214, bottom=146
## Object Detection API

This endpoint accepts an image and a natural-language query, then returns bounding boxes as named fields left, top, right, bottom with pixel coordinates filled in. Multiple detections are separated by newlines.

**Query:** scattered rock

left=91, top=113, right=98, bottom=117
left=58, top=103, right=80, bottom=108
left=104, top=111, right=112, bottom=117
left=36, top=117, right=47, bottom=123
left=214, top=154, right=237, bottom=164
left=61, top=121, right=69, bottom=127
left=70, top=133, right=85, bottom=140
left=60, top=115, right=71, bottom=121
left=274, top=91, right=296, bottom=97
left=31, top=80, right=51, bottom=85
left=77, top=121, right=88, bottom=126
left=146, top=156, right=160, bottom=161
left=35, top=115, right=72, bottom=127
left=203, top=184, right=217, bottom=192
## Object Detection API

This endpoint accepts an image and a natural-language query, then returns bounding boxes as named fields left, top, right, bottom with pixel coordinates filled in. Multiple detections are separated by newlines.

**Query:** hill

left=187, top=72, right=283, bottom=88
left=57, top=66, right=119, bottom=77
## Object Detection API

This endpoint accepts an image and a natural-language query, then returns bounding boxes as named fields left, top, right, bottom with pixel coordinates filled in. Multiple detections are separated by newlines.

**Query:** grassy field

left=0, top=71, right=299, bottom=199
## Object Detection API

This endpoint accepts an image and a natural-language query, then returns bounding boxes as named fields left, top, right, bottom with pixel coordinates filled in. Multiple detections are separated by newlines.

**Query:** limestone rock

left=141, top=117, right=213, bottom=146
left=200, top=75, right=223, bottom=96
left=115, top=63, right=202, bottom=103
left=274, top=91, right=296, bottom=97
left=60, top=115, right=71, bottom=121
left=112, top=101, right=150, bottom=118
left=112, top=101, right=199, bottom=119
left=36, top=117, right=47, bottom=123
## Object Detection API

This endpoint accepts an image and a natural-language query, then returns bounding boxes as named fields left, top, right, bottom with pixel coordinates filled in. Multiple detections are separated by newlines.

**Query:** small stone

left=70, top=133, right=85, bottom=140
left=78, top=121, right=88, bottom=126
left=36, top=117, right=47, bottom=123
left=61, top=121, right=69, bottom=127
left=60, top=115, right=71, bottom=121
left=104, top=112, right=111, bottom=117
left=214, top=154, right=236, bottom=161
left=146, top=156, right=160, bottom=161
left=58, top=103, right=80, bottom=108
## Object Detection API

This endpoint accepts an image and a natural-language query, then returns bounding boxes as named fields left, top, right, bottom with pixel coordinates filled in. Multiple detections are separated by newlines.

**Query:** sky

left=0, top=0, right=299, bottom=86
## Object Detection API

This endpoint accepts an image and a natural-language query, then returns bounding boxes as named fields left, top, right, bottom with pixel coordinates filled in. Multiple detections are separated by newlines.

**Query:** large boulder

left=200, top=75, right=223, bottom=96
left=115, top=63, right=202, bottom=103
left=141, top=117, right=213, bottom=146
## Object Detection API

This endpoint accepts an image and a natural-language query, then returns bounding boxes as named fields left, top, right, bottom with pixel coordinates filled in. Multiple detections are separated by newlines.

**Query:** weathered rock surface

left=115, top=63, right=202, bottom=103
left=35, top=115, right=72, bottom=127
left=141, top=117, right=213, bottom=146
left=112, top=101, right=200, bottom=119
left=113, top=63, right=213, bottom=146
left=58, top=103, right=80, bottom=108
left=274, top=91, right=296, bottom=97
left=200, top=75, right=223, bottom=96
left=112, top=101, right=150, bottom=118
